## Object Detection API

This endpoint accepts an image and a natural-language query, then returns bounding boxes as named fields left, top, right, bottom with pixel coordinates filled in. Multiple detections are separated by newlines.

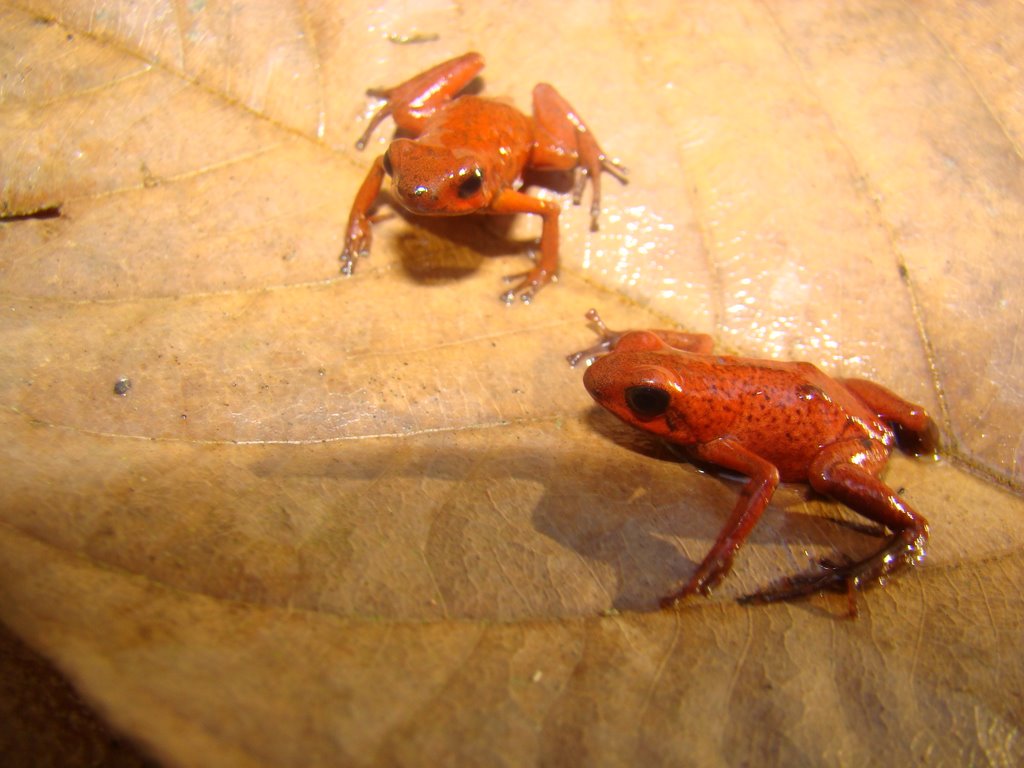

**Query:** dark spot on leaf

left=0, top=205, right=62, bottom=222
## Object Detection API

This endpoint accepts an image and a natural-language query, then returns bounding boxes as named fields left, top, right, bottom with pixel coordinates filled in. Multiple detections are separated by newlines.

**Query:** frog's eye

left=625, top=385, right=671, bottom=418
left=457, top=168, right=484, bottom=198
left=381, top=150, right=393, bottom=176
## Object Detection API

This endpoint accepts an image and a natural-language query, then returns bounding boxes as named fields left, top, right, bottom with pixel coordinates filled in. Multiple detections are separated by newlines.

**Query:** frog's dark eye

left=381, top=150, right=393, bottom=176
left=457, top=168, right=484, bottom=198
left=625, top=385, right=671, bottom=418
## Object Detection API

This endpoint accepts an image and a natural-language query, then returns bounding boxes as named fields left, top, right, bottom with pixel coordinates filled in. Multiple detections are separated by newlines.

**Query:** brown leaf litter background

left=1, top=1, right=1023, bottom=765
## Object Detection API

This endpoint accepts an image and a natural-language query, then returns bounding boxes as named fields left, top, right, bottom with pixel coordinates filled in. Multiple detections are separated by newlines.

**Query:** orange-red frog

left=342, top=52, right=627, bottom=303
left=569, top=310, right=939, bottom=609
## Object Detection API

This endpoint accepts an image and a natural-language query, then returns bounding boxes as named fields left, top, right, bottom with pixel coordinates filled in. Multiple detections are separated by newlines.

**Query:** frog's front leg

left=355, top=52, right=485, bottom=149
left=742, top=438, right=929, bottom=606
left=530, top=83, right=628, bottom=231
left=489, top=188, right=561, bottom=304
left=340, top=155, right=387, bottom=275
left=661, top=438, right=780, bottom=609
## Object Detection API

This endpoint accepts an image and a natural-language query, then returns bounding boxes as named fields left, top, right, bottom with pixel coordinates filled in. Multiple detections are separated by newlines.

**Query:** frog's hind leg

left=741, top=438, right=929, bottom=606
left=356, top=52, right=485, bottom=149
left=841, top=378, right=940, bottom=458
left=529, top=84, right=628, bottom=231
left=566, top=309, right=715, bottom=367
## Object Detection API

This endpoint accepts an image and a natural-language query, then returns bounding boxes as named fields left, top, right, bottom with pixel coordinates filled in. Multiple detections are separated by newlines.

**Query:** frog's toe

left=339, top=246, right=369, bottom=276
left=602, top=156, right=629, bottom=183
left=499, top=268, right=555, bottom=304
left=499, top=283, right=536, bottom=305
left=739, top=569, right=847, bottom=605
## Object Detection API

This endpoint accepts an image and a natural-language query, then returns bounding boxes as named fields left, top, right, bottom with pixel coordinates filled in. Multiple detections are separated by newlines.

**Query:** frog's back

left=419, top=96, right=533, bottom=175
left=677, top=356, right=894, bottom=481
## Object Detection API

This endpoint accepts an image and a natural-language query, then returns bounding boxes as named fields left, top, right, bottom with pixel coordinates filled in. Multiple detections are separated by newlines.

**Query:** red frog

left=570, top=310, right=939, bottom=609
left=341, top=52, right=627, bottom=303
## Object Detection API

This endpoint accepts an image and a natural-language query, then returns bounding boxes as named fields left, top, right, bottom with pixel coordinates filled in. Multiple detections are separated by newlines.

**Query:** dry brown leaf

left=1, top=1, right=1023, bottom=765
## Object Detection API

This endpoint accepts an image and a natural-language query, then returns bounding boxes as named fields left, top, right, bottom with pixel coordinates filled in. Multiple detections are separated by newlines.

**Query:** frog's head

left=383, top=140, right=488, bottom=214
left=583, top=332, right=696, bottom=444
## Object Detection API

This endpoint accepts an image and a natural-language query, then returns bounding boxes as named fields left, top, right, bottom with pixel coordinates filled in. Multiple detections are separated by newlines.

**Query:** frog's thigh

left=530, top=83, right=585, bottom=171
left=382, top=52, right=486, bottom=134
left=808, top=439, right=920, bottom=532
left=839, top=378, right=938, bottom=455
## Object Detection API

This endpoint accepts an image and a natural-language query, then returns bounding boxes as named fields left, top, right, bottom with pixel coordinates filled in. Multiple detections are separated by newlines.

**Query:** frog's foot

left=339, top=245, right=367, bottom=276
left=340, top=217, right=373, bottom=276
left=658, top=578, right=716, bottom=610
left=658, top=553, right=735, bottom=609
left=738, top=562, right=851, bottom=606
left=738, top=527, right=927, bottom=607
left=500, top=267, right=556, bottom=305
left=566, top=309, right=625, bottom=366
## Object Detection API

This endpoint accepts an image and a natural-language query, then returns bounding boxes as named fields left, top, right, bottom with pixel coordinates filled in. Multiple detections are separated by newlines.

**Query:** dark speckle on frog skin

left=113, top=378, right=132, bottom=397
